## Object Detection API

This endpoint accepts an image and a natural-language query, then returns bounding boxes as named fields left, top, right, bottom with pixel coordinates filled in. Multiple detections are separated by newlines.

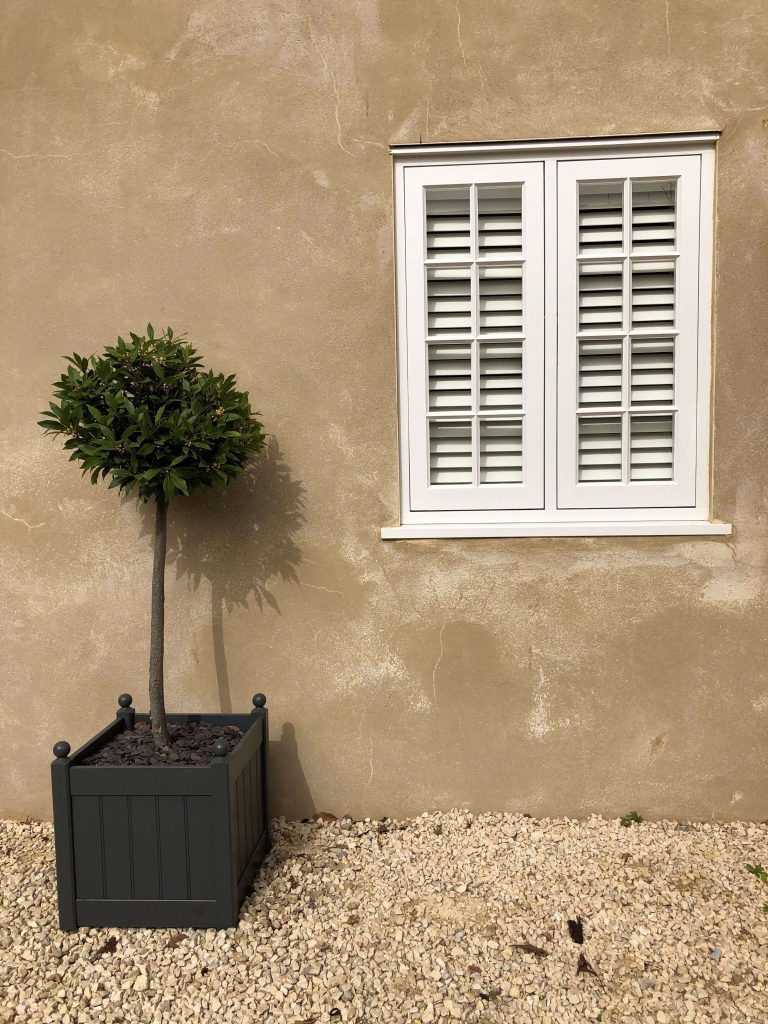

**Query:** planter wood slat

left=51, top=695, right=271, bottom=931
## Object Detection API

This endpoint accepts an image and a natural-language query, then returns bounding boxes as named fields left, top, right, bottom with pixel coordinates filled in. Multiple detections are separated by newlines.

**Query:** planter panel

left=52, top=695, right=271, bottom=930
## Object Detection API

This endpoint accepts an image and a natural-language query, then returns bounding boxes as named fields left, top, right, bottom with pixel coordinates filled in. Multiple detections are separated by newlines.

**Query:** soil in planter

left=82, top=721, right=243, bottom=766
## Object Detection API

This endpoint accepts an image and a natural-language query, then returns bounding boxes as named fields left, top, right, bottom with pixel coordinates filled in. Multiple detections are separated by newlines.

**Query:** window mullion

left=621, top=176, right=632, bottom=484
left=468, top=184, right=479, bottom=487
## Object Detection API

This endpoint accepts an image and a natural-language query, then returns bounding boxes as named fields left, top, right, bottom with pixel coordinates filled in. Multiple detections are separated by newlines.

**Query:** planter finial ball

left=117, top=693, right=133, bottom=708
left=213, top=739, right=228, bottom=758
left=53, top=741, right=70, bottom=759
left=252, top=693, right=267, bottom=708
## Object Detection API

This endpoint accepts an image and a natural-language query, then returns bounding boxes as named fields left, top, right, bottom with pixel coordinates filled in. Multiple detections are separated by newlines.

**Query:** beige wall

left=2, top=0, right=768, bottom=822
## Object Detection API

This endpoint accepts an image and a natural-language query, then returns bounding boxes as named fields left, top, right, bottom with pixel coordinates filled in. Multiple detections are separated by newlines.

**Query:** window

left=383, top=133, right=730, bottom=538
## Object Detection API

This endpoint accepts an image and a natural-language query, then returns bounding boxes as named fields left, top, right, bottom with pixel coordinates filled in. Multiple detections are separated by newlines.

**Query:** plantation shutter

left=402, top=162, right=545, bottom=511
left=556, top=156, right=702, bottom=508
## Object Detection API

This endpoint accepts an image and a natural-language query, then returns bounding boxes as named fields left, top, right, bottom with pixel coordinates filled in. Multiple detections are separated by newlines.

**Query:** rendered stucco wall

left=2, top=0, right=767, bottom=822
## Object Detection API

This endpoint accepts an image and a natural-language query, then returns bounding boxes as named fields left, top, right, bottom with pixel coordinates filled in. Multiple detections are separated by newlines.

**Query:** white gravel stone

left=1, top=812, right=768, bottom=1022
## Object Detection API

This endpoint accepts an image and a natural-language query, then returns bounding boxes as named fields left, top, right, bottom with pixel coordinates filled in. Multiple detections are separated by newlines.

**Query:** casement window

left=383, top=133, right=731, bottom=539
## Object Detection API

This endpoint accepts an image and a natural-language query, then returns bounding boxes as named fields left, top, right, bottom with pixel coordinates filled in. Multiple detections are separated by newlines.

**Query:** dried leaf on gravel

left=90, top=935, right=117, bottom=962
left=567, top=916, right=585, bottom=944
left=165, top=932, right=186, bottom=949
left=576, top=952, right=600, bottom=978
left=512, top=941, right=548, bottom=957
left=313, top=812, right=338, bottom=823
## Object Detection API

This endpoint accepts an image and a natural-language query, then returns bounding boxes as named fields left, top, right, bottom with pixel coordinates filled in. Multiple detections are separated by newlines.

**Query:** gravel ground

left=2, top=811, right=768, bottom=1024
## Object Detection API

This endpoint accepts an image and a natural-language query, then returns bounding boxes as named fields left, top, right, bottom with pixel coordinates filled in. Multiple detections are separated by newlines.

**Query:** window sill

left=381, top=521, right=733, bottom=539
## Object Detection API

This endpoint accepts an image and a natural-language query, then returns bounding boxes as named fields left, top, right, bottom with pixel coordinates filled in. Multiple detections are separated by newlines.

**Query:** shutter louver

left=578, top=417, right=622, bottom=481
left=479, top=342, right=523, bottom=409
left=427, top=267, right=471, bottom=337
left=630, top=415, right=674, bottom=480
left=425, top=187, right=470, bottom=257
left=630, top=338, right=674, bottom=405
left=632, top=180, right=676, bottom=250
left=479, top=266, right=523, bottom=334
left=578, top=340, right=622, bottom=407
left=631, top=261, right=675, bottom=329
left=477, top=185, right=522, bottom=256
left=579, top=263, right=623, bottom=330
left=480, top=420, right=523, bottom=483
left=429, top=421, right=472, bottom=484
left=428, top=344, right=472, bottom=413
left=579, top=182, right=623, bottom=252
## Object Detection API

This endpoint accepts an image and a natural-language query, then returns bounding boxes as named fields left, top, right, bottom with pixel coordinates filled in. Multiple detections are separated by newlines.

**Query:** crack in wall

left=306, top=15, right=357, bottom=158
left=1, top=509, right=45, bottom=529
left=431, top=620, right=447, bottom=708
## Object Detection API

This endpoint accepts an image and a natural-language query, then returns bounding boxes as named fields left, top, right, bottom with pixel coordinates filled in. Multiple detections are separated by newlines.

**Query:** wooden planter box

left=51, top=694, right=271, bottom=931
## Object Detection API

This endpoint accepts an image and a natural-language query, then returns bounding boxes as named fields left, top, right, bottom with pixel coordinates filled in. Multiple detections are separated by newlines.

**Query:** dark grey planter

left=51, top=693, right=271, bottom=931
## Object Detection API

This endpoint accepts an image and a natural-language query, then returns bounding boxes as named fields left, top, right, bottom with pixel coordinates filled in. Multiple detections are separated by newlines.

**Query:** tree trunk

left=149, top=497, right=171, bottom=749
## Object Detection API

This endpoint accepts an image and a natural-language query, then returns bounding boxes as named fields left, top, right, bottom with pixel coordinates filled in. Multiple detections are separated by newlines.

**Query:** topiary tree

left=39, top=325, right=266, bottom=750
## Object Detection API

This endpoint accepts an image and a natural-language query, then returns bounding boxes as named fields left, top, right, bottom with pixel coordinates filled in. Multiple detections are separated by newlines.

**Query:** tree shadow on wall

left=164, top=439, right=305, bottom=714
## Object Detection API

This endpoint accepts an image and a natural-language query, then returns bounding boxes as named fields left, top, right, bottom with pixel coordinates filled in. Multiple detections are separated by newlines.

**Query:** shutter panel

left=403, top=162, right=544, bottom=512
left=557, top=156, right=701, bottom=508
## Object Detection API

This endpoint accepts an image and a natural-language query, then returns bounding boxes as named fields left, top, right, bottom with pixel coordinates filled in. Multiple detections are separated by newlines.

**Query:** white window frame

left=383, top=132, right=731, bottom=539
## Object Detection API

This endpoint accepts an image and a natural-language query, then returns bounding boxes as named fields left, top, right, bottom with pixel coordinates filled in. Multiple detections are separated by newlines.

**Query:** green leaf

left=147, top=323, right=155, bottom=340
left=170, top=471, right=188, bottom=495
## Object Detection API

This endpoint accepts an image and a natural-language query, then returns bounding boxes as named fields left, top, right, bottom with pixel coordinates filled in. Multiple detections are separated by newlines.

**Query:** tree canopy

left=39, top=325, right=265, bottom=503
